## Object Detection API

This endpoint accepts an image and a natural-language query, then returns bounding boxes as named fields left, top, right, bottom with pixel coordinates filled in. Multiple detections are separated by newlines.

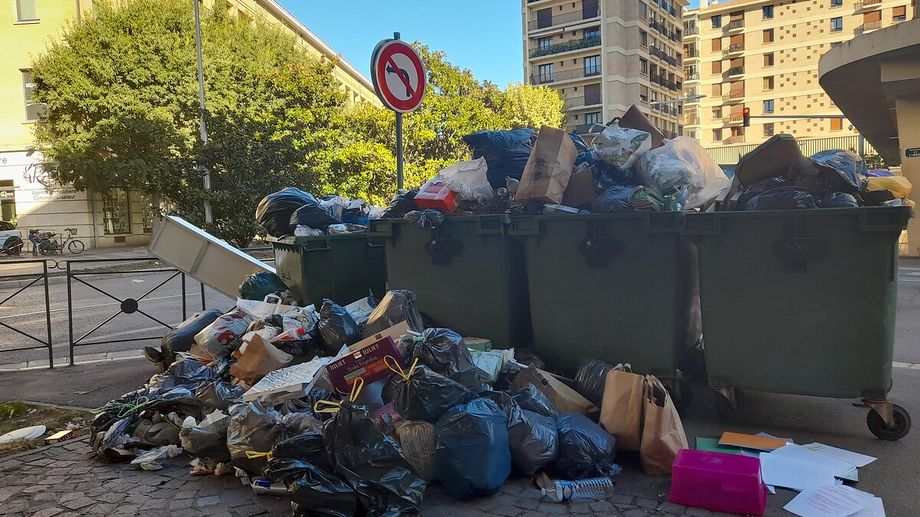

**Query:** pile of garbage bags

left=99, top=286, right=641, bottom=515
left=255, top=187, right=386, bottom=238
left=716, top=134, right=913, bottom=211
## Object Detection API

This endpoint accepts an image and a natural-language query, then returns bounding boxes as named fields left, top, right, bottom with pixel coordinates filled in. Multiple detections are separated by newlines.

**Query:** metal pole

left=66, top=261, right=74, bottom=366
left=858, top=134, right=866, bottom=157
left=193, top=0, right=213, bottom=224
left=43, top=261, right=53, bottom=369
left=393, top=32, right=404, bottom=192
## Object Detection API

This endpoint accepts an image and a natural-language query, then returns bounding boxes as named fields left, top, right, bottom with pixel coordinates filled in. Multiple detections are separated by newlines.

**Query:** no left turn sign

left=371, top=39, right=427, bottom=113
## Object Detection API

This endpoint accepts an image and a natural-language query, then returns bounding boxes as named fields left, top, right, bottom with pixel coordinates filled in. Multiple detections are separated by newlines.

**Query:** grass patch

left=0, top=402, right=92, bottom=456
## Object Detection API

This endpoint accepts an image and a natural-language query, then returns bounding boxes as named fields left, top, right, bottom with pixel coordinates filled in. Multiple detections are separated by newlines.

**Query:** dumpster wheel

left=867, top=403, right=911, bottom=441
left=714, top=387, right=745, bottom=419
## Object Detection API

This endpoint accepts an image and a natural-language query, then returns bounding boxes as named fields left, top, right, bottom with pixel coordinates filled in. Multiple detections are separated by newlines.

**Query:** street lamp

left=193, top=0, right=212, bottom=225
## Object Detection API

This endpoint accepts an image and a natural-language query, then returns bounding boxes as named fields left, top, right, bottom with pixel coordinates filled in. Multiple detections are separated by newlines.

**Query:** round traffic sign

left=371, top=39, right=427, bottom=113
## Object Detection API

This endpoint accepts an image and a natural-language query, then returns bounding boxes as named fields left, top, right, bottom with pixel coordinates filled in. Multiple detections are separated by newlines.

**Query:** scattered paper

left=770, top=444, right=858, bottom=482
left=784, top=485, right=877, bottom=517
left=760, top=452, right=837, bottom=492
left=767, top=485, right=776, bottom=495
left=695, top=437, right=757, bottom=456
left=851, top=497, right=886, bottom=517
left=720, top=431, right=787, bottom=451
left=803, top=442, right=877, bottom=468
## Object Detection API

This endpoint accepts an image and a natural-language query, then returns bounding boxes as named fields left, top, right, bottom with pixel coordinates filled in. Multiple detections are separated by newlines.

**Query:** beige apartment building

left=521, top=0, right=688, bottom=138
left=682, top=0, right=916, bottom=155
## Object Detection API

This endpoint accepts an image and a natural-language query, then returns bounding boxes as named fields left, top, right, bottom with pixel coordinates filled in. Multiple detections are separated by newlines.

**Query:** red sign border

left=371, top=40, right=427, bottom=113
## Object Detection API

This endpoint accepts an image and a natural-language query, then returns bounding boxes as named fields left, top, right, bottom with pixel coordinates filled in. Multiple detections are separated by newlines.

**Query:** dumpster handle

left=578, top=237, right=624, bottom=268
left=476, top=215, right=506, bottom=235
left=425, top=238, right=463, bottom=265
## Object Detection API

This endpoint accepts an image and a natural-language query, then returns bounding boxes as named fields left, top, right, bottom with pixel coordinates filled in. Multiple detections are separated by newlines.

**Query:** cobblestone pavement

left=0, top=438, right=795, bottom=517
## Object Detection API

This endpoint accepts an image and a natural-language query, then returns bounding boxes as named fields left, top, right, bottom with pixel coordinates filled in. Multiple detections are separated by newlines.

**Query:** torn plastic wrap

left=363, top=290, right=424, bottom=338
left=256, top=187, right=320, bottom=238
left=434, top=398, right=511, bottom=499
left=191, top=308, right=253, bottom=360
left=592, top=122, right=651, bottom=169
left=411, top=328, right=482, bottom=391
left=324, top=401, right=426, bottom=516
left=435, top=157, right=495, bottom=203
left=552, top=413, right=620, bottom=480
left=574, top=360, right=615, bottom=406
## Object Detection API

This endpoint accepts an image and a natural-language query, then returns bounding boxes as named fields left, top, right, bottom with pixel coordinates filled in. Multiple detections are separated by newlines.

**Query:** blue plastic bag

left=434, top=398, right=511, bottom=499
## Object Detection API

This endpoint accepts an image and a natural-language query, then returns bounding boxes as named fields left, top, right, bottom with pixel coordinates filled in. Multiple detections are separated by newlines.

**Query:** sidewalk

left=0, top=246, right=153, bottom=277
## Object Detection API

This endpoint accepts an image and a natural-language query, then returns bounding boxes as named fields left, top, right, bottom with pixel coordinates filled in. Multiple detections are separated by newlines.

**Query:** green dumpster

left=368, top=215, right=531, bottom=348
left=685, top=206, right=912, bottom=440
left=511, top=212, right=698, bottom=404
left=270, top=234, right=386, bottom=307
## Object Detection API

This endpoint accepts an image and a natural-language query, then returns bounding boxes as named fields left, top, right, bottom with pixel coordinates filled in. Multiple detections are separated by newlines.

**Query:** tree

left=32, top=0, right=345, bottom=246
left=502, top=83, right=565, bottom=129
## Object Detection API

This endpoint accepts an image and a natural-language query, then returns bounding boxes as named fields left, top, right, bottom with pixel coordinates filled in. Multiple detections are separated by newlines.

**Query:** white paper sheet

left=771, top=444, right=859, bottom=482
left=756, top=431, right=795, bottom=444
left=851, top=497, right=886, bottom=517
left=802, top=442, right=877, bottom=468
left=784, top=485, right=877, bottom=517
left=767, top=485, right=776, bottom=495
left=760, top=452, right=837, bottom=492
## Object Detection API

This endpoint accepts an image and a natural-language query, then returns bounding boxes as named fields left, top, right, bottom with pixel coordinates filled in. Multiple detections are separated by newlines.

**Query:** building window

left=712, top=106, right=723, bottom=119
left=583, top=0, right=599, bottom=18
left=830, top=17, right=843, bottom=32
left=585, top=112, right=602, bottom=125
left=831, top=0, right=843, bottom=6
left=763, top=5, right=774, bottom=19
left=713, top=128, right=723, bottom=142
left=0, top=181, right=16, bottom=223
left=764, top=53, right=775, bottom=67
left=538, top=63, right=554, bottom=83
left=584, top=55, right=600, bottom=76
left=711, top=38, right=722, bottom=52
left=537, top=8, right=552, bottom=29
left=893, top=6, right=907, bottom=21
left=711, top=15, right=722, bottom=28
left=584, top=83, right=601, bottom=105
left=763, top=76, right=774, bottom=90
left=640, top=30, right=648, bottom=47
left=712, top=83, right=722, bottom=97
left=763, top=99, right=775, bottom=113
left=538, top=37, right=552, bottom=51
left=21, top=70, right=44, bottom=121
left=15, top=0, right=38, bottom=22
left=712, top=61, right=723, bottom=74
left=639, top=2, right=648, bottom=19
left=585, top=26, right=600, bottom=39
left=830, top=118, right=843, bottom=131
left=640, top=58, right=648, bottom=75
left=139, top=193, right=157, bottom=233
left=103, top=189, right=131, bottom=235
left=763, top=29, right=774, bottom=43
left=764, top=123, right=775, bottom=137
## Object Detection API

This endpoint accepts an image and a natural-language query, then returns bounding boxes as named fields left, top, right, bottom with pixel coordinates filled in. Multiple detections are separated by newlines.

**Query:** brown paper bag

left=514, top=126, right=577, bottom=204
left=509, top=365, right=597, bottom=416
left=598, top=364, right=644, bottom=451
left=639, top=375, right=688, bottom=475
left=562, top=164, right=598, bottom=208
left=229, top=333, right=293, bottom=385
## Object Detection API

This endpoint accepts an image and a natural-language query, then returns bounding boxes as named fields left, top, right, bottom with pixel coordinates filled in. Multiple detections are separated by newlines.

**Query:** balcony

left=723, top=113, right=744, bottom=125
left=684, top=113, right=700, bottom=126
left=854, top=0, right=881, bottom=11
left=722, top=91, right=745, bottom=103
left=724, top=135, right=745, bottom=145
left=565, top=95, right=603, bottom=110
left=727, top=19, right=745, bottom=32
left=529, top=35, right=601, bottom=58
left=649, top=47, right=679, bottom=67
left=529, top=68, right=602, bottom=85
left=722, top=43, right=744, bottom=56
left=571, top=123, right=603, bottom=135
left=856, top=21, right=882, bottom=34
left=726, top=66, right=745, bottom=77
left=685, top=50, right=699, bottom=60
left=684, top=26, right=699, bottom=36
left=528, top=9, right=600, bottom=31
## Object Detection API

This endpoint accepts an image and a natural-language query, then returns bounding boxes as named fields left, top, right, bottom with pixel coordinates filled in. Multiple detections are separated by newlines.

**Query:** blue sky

left=278, top=1, right=700, bottom=87
left=279, top=1, right=525, bottom=87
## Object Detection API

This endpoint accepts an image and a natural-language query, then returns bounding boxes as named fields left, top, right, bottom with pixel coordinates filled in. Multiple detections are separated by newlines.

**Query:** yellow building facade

left=0, top=0, right=375, bottom=250
left=682, top=0, right=916, bottom=155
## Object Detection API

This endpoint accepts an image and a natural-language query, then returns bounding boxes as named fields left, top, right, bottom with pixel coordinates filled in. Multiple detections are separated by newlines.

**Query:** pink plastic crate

left=668, top=449, right=767, bottom=516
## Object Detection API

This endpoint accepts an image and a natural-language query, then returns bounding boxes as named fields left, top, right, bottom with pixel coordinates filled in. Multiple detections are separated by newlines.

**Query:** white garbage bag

left=593, top=122, right=652, bottom=169
left=634, top=136, right=729, bottom=210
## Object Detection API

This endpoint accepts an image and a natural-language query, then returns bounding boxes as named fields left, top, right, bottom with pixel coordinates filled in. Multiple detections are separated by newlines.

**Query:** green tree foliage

left=502, top=83, right=566, bottom=130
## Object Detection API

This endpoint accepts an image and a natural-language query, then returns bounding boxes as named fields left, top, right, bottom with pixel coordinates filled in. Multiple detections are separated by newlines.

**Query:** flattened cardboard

left=349, top=321, right=410, bottom=352
left=510, top=365, right=597, bottom=415
left=562, top=165, right=598, bottom=208
left=720, top=432, right=787, bottom=451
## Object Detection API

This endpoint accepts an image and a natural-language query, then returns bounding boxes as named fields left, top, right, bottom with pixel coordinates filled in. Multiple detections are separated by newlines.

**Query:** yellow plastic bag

left=868, top=176, right=912, bottom=198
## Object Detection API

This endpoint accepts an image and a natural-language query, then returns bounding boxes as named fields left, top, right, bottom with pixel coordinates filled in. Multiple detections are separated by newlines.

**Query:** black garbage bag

left=180, top=411, right=231, bottom=462
left=494, top=360, right=523, bottom=391
left=382, top=190, right=419, bottom=219
left=434, top=398, right=511, bottom=499
left=158, top=309, right=222, bottom=366
left=570, top=132, right=590, bottom=165
left=196, top=381, right=245, bottom=415
left=388, top=363, right=475, bottom=422
left=463, top=128, right=536, bottom=189
left=483, top=391, right=558, bottom=476
left=319, top=299, right=361, bottom=352
left=552, top=412, right=619, bottom=480
left=742, top=186, right=817, bottom=210
left=816, top=192, right=859, bottom=208
left=324, top=401, right=426, bottom=515
left=574, top=360, right=614, bottom=406
left=226, top=401, right=285, bottom=474
left=291, top=201, right=340, bottom=230
left=256, top=187, right=319, bottom=238
left=736, top=176, right=788, bottom=209
left=593, top=157, right=635, bottom=191
left=512, top=383, right=559, bottom=417
left=363, top=290, right=424, bottom=338
left=797, top=150, right=868, bottom=195
left=270, top=431, right=331, bottom=470
left=239, top=272, right=288, bottom=301
left=281, top=410, right=325, bottom=436
left=147, top=358, right=218, bottom=391
left=863, top=189, right=896, bottom=206
left=396, top=421, right=436, bottom=482
left=411, top=328, right=482, bottom=391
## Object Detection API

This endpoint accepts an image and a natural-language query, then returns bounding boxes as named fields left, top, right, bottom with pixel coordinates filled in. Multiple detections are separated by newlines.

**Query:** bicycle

left=37, top=228, right=85, bottom=255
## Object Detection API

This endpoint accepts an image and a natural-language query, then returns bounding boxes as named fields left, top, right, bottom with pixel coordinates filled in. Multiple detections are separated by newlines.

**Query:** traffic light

left=743, top=107, right=751, bottom=127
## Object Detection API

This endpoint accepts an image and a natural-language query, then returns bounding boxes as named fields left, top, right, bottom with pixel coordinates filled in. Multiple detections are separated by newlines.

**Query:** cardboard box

left=510, top=365, right=598, bottom=415
left=562, top=165, right=598, bottom=208
left=327, top=335, right=404, bottom=393
left=45, top=429, right=75, bottom=445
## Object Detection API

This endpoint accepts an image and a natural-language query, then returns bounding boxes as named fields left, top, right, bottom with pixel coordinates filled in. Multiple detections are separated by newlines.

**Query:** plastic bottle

left=541, top=477, right=614, bottom=502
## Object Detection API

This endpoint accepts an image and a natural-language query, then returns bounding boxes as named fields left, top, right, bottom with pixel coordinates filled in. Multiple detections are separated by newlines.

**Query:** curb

left=0, top=351, right=146, bottom=372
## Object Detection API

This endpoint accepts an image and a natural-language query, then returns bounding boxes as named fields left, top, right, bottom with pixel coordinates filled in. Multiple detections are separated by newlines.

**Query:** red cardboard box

left=414, top=181, right=457, bottom=212
left=326, top=336, right=404, bottom=393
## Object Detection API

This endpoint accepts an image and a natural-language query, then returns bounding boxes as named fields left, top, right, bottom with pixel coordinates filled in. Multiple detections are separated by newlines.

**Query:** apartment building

left=522, top=0, right=688, bottom=138
left=0, top=0, right=375, bottom=249
left=682, top=0, right=915, bottom=151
